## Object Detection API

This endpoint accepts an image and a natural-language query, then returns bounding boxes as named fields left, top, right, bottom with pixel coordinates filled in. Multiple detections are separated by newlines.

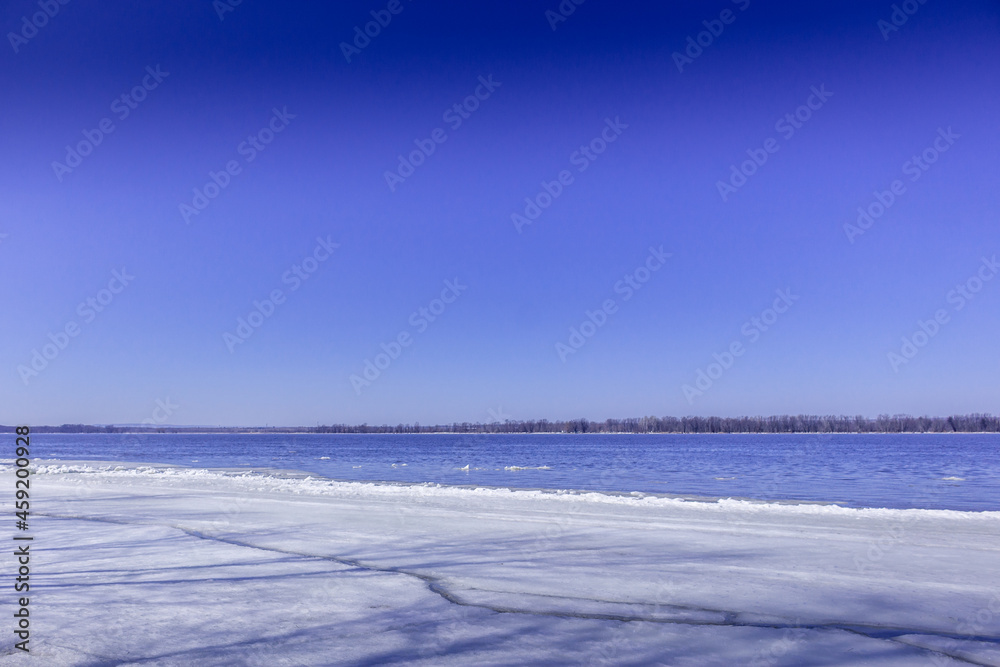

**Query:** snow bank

left=14, top=461, right=1000, bottom=520
left=1, top=460, right=996, bottom=665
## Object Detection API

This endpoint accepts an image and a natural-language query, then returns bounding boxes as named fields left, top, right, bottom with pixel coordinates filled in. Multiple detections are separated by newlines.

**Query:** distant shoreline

left=4, top=413, right=999, bottom=435
left=10, top=430, right=1000, bottom=436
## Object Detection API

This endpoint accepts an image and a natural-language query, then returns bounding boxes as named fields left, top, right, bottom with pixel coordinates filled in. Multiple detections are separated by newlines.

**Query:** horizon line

left=5, top=412, right=998, bottom=433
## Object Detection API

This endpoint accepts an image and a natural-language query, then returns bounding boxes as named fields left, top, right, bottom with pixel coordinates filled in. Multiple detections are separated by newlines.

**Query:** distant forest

left=4, top=413, right=1000, bottom=434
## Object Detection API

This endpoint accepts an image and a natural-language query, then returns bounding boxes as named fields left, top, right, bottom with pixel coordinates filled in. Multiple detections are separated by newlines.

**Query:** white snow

left=2, top=461, right=999, bottom=666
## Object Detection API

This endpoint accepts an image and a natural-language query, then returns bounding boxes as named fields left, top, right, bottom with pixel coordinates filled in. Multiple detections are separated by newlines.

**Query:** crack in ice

left=37, top=512, right=999, bottom=666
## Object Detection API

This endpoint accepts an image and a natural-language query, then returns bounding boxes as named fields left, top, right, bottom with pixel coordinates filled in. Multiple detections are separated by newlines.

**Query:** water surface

left=30, top=432, right=999, bottom=511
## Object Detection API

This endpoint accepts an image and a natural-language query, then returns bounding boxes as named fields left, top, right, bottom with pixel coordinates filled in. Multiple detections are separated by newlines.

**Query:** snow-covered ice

left=3, top=462, right=999, bottom=665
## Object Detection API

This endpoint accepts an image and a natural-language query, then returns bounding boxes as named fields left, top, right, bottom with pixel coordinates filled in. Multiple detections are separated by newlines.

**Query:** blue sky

left=1, top=0, right=998, bottom=426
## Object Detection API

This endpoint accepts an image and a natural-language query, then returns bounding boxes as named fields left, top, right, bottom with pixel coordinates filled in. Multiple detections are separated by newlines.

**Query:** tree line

left=5, top=413, right=1000, bottom=434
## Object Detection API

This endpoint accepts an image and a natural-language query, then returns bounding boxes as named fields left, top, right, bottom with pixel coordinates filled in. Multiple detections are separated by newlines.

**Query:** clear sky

left=2, top=0, right=998, bottom=426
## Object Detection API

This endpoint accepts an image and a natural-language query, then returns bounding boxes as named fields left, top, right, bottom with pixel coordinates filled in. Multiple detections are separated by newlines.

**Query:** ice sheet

left=2, top=462, right=998, bottom=665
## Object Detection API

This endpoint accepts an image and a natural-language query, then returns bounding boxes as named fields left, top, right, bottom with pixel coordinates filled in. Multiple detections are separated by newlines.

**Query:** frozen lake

left=3, top=463, right=999, bottom=665
left=7, top=434, right=999, bottom=664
